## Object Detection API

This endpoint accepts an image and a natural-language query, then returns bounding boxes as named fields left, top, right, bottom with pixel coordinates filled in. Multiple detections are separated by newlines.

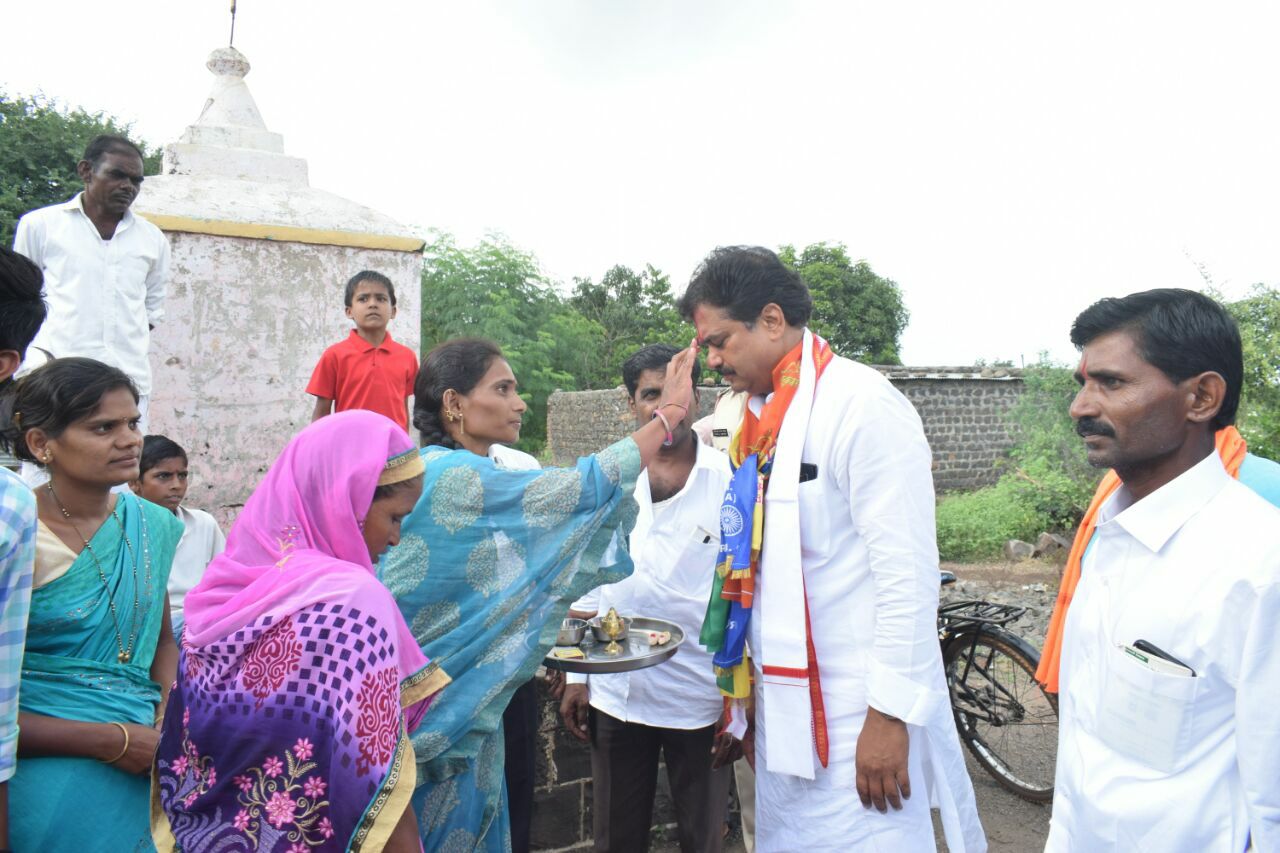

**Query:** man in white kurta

left=679, top=246, right=985, bottom=853
left=562, top=344, right=734, bottom=851
left=12, top=135, right=169, bottom=431
left=1046, top=289, right=1280, bottom=852
left=1049, top=454, right=1280, bottom=851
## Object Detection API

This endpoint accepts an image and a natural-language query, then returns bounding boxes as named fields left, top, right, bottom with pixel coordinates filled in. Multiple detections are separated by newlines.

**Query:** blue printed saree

left=10, top=492, right=181, bottom=852
left=378, top=438, right=640, bottom=851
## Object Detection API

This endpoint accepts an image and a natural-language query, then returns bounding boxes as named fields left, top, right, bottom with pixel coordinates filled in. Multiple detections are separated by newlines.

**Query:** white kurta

left=1047, top=452, right=1280, bottom=852
left=748, top=356, right=985, bottom=853
left=13, top=193, right=170, bottom=395
left=167, top=505, right=227, bottom=632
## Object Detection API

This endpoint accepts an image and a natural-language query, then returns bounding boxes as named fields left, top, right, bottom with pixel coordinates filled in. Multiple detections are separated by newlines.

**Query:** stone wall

left=547, top=367, right=1024, bottom=493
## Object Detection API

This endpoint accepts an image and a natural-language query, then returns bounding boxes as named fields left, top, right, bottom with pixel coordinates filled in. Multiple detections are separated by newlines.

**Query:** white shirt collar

left=1099, top=450, right=1231, bottom=553
left=61, top=192, right=136, bottom=229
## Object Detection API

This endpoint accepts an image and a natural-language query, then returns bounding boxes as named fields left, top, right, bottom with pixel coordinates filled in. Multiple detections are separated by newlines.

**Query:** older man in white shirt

left=1043, top=289, right=1280, bottom=853
left=678, top=247, right=985, bottom=853
left=560, top=344, right=735, bottom=853
left=12, top=134, right=169, bottom=437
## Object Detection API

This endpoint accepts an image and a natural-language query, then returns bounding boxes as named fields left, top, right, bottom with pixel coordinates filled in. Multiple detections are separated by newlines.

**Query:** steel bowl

left=589, top=615, right=631, bottom=643
left=556, top=618, right=589, bottom=646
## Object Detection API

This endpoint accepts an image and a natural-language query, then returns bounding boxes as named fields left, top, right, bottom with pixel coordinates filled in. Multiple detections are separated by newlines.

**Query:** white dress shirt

left=748, top=355, right=985, bottom=853
left=489, top=444, right=541, bottom=472
left=568, top=439, right=731, bottom=730
left=1047, top=451, right=1280, bottom=853
left=13, top=193, right=170, bottom=395
left=167, top=505, right=226, bottom=633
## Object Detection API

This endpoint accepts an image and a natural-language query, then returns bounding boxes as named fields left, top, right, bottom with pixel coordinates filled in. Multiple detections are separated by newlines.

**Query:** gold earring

left=43, top=450, right=52, bottom=463
left=458, top=413, right=465, bottom=437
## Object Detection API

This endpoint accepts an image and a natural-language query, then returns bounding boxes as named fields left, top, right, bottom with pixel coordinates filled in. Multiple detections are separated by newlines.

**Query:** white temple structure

left=135, top=46, right=424, bottom=522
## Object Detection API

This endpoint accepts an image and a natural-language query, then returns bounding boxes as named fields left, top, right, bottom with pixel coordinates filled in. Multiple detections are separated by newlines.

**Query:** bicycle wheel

left=943, top=628, right=1059, bottom=802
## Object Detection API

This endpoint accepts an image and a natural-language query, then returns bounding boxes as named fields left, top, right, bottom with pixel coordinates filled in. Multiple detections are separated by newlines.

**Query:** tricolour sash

left=701, top=329, right=833, bottom=778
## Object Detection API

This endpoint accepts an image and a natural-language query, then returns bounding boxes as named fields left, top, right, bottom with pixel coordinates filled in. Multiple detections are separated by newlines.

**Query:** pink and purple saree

left=151, top=412, right=448, bottom=852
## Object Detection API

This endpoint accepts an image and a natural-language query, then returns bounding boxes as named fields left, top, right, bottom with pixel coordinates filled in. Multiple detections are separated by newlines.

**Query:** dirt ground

left=940, top=561, right=1060, bottom=852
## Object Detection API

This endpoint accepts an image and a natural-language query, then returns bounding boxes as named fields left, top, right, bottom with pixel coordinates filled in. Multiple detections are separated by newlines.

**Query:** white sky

left=5, top=1, right=1280, bottom=366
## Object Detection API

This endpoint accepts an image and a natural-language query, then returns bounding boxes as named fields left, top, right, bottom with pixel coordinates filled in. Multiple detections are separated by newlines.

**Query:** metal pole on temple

left=229, top=0, right=238, bottom=46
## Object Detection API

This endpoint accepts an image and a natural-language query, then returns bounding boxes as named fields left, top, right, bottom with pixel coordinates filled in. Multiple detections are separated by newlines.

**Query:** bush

left=1224, top=284, right=1280, bottom=461
left=936, top=359, right=1101, bottom=561
left=936, top=479, right=1048, bottom=562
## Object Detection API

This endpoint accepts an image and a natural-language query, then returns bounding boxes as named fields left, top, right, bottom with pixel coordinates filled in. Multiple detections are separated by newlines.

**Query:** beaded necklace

left=46, top=483, right=147, bottom=664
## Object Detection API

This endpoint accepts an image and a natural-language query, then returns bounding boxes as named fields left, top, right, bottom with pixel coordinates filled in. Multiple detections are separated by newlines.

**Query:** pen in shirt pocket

left=1132, top=639, right=1196, bottom=676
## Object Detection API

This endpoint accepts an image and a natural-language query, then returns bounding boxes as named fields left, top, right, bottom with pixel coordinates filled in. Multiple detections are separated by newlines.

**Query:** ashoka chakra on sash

left=720, top=504, right=745, bottom=537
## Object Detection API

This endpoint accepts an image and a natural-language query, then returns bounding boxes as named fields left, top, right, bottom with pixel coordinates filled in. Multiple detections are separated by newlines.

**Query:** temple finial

left=229, top=0, right=238, bottom=47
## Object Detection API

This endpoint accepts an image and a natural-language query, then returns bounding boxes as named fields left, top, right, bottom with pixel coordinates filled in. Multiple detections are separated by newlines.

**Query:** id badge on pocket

left=1096, top=643, right=1198, bottom=774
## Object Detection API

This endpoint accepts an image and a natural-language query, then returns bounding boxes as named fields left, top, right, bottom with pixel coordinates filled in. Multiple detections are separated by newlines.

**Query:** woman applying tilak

left=0, top=358, right=183, bottom=851
left=378, top=337, right=698, bottom=851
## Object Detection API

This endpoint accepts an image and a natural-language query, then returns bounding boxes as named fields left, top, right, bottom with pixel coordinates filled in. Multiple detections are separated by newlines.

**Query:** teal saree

left=10, top=492, right=181, bottom=852
left=378, top=438, right=640, bottom=851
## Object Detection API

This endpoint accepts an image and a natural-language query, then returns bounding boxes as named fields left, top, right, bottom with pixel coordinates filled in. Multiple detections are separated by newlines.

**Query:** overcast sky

left=5, top=1, right=1279, bottom=365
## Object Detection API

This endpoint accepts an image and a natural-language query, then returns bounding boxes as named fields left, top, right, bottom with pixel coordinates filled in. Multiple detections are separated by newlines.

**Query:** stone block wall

left=547, top=368, right=1024, bottom=493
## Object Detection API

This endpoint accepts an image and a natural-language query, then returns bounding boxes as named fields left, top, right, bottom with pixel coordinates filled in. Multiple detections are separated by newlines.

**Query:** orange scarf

left=722, top=335, right=834, bottom=610
left=1035, top=426, right=1248, bottom=692
left=726, top=335, right=834, bottom=764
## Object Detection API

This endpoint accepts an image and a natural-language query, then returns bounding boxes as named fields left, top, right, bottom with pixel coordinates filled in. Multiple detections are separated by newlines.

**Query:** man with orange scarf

left=1039, top=289, right=1280, bottom=853
left=679, top=247, right=984, bottom=853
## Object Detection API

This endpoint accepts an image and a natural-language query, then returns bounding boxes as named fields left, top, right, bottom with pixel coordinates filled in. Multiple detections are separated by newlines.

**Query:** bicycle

left=938, top=570, right=1059, bottom=803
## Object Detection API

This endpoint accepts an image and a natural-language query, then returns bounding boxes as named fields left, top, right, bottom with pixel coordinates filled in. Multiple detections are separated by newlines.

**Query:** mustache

left=1075, top=418, right=1116, bottom=439
left=715, top=367, right=735, bottom=377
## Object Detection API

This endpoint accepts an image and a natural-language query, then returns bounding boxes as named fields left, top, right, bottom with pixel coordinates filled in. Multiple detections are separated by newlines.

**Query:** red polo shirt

left=307, top=330, right=418, bottom=431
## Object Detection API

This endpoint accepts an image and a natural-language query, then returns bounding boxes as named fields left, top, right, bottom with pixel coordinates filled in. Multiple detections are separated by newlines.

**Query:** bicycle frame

left=939, top=601, right=1029, bottom=726
left=944, top=629, right=1030, bottom=726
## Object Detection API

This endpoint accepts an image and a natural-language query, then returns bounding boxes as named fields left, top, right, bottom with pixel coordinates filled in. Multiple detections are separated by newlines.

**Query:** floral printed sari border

left=351, top=729, right=417, bottom=851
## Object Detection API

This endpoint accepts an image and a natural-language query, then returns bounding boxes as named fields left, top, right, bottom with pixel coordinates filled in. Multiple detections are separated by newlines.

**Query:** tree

left=0, top=92, right=161, bottom=247
left=420, top=231, right=582, bottom=455
left=569, top=264, right=692, bottom=389
left=778, top=242, right=909, bottom=364
left=1222, top=284, right=1280, bottom=461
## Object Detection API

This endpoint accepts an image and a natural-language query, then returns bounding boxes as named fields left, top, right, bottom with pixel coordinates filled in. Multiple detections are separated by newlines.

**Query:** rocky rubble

left=940, top=570, right=1057, bottom=652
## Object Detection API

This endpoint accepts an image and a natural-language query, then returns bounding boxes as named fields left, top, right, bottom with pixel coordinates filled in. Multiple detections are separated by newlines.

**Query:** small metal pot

left=556, top=618, right=589, bottom=646
left=589, top=615, right=631, bottom=643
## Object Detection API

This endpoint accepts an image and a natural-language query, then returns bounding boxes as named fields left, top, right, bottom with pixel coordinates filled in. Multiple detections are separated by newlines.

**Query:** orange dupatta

left=725, top=335, right=835, bottom=763
left=723, top=336, right=834, bottom=607
left=1035, top=426, right=1248, bottom=692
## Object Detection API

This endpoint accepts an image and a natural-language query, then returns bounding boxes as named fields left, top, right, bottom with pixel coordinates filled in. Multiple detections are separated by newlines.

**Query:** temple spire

left=229, top=1, right=238, bottom=47
left=161, top=44, right=309, bottom=185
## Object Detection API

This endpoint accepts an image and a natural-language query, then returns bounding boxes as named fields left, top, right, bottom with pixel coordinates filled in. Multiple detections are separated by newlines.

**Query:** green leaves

left=937, top=360, right=1101, bottom=561
left=1222, top=284, right=1280, bottom=461
left=779, top=242, right=909, bottom=365
left=568, top=263, right=693, bottom=389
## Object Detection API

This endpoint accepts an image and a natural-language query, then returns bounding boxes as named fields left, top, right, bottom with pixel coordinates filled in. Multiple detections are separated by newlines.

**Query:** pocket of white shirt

left=1097, top=642, right=1199, bottom=774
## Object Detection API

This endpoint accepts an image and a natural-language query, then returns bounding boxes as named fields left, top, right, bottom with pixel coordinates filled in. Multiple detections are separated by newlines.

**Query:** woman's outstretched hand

left=658, top=339, right=700, bottom=415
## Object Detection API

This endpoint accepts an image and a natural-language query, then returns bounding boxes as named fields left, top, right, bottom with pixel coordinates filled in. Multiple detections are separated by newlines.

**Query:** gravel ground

left=936, top=561, right=1062, bottom=853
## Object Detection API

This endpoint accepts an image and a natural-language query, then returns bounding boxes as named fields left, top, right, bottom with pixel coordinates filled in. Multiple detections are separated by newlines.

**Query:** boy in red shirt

left=307, top=270, right=418, bottom=432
